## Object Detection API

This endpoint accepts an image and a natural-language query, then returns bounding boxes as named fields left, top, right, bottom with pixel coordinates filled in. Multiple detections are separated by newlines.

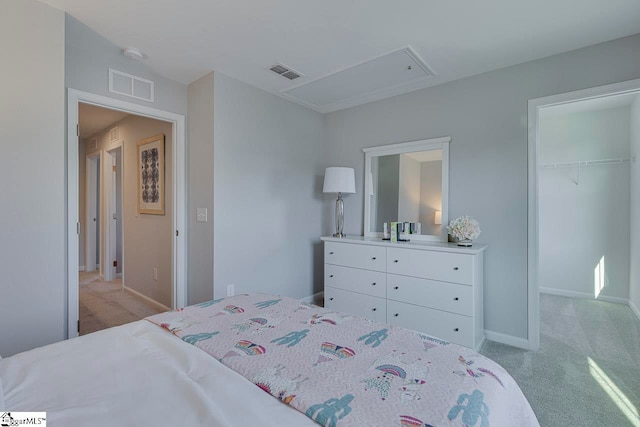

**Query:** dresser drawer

left=325, top=264, right=386, bottom=298
left=387, top=300, right=473, bottom=347
left=386, top=274, right=472, bottom=316
left=387, top=247, right=473, bottom=285
left=325, top=286, right=387, bottom=323
left=325, top=242, right=386, bottom=272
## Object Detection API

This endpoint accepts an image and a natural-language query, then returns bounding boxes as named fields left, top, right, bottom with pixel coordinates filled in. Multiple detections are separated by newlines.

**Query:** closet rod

left=541, top=157, right=632, bottom=169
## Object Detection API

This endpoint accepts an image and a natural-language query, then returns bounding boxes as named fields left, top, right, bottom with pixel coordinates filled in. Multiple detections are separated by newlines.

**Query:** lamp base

left=333, top=232, right=347, bottom=238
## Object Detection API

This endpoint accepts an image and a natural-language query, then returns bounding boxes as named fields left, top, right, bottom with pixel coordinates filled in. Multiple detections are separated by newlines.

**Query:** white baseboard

left=630, top=299, right=640, bottom=322
left=300, top=291, right=324, bottom=305
left=79, top=265, right=86, bottom=272
left=540, top=287, right=629, bottom=305
left=484, top=329, right=530, bottom=350
left=123, top=286, right=171, bottom=312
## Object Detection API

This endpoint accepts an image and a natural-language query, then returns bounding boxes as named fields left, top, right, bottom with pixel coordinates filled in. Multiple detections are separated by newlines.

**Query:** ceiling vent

left=269, top=63, right=303, bottom=81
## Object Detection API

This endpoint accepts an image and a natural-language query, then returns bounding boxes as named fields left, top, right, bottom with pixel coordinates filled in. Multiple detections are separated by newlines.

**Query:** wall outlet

left=153, top=268, right=158, bottom=281
left=227, top=284, right=235, bottom=297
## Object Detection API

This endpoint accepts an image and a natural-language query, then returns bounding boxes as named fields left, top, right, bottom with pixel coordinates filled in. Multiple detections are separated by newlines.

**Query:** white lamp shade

left=434, top=210, right=442, bottom=225
left=323, top=167, right=356, bottom=194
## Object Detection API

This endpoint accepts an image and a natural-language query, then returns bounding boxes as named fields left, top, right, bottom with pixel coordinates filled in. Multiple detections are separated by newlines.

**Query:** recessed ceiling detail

left=269, top=63, right=303, bottom=81
left=280, top=46, right=435, bottom=113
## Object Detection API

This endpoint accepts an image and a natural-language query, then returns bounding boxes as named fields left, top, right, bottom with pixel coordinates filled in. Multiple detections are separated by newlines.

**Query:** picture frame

left=137, top=134, right=165, bottom=215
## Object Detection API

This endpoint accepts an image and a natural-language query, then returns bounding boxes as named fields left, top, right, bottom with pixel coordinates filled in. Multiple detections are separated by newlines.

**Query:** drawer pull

left=372, top=308, right=377, bottom=312
left=394, top=260, right=399, bottom=263
left=329, top=251, right=334, bottom=255
left=329, top=274, right=334, bottom=278
left=329, top=297, right=334, bottom=301
left=394, top=286, right=399, bottom=290
left=394, top=313, right=399, bottom=317
left=454, top=297, right=459, bottom=301
left=371, top=282, right=376, bottom=286
left=372, top=257, right=377, bottom=260
left=454, top=328, right=459, bottom=332
left=453, top=267, right=459, bottom=271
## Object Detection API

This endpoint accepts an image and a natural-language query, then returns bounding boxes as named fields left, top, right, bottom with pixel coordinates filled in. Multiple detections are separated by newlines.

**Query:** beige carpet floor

left=79, top=271, right=165, bottom=335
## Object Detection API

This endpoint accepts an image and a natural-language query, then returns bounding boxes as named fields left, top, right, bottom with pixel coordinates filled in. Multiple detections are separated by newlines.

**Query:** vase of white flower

left=447, top=216, right=481, bottom=247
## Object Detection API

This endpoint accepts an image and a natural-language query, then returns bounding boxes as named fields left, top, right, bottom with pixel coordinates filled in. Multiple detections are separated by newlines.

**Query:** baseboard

left=484, top=329, right=530, bottom=350
left=79, top=265, right=86, bottom=272
left=300, top=291, right=324, bottom=305
left=630, top=299, right=640, bottom=322
left=123, top=286, right=171, bottom=312
left=540, top=287, right=629, bottom=305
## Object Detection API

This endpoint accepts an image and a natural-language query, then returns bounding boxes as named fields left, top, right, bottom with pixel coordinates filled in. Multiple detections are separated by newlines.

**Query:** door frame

left=68, top=88, right=187, bottom=339
left=85, top=151, right=102, bottom=275
left=104, top=144, right=123, bottom=283
left=527, top=77, right=640, bottom=350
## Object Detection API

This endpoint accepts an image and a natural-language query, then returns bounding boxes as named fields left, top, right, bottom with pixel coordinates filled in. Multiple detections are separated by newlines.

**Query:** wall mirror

left=363, top=136, right=450, bottom=242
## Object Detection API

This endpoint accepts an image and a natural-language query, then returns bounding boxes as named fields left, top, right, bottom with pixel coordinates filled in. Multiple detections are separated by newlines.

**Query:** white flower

left=447, top=216, right=481, bottom=241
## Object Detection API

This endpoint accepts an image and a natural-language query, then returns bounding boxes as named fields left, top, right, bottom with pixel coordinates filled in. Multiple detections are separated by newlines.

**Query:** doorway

left=528, top=77, right=640, bottom=350
left=85, top=151, right=101, bottom=275
left=68, top=89, right=186, bottom=339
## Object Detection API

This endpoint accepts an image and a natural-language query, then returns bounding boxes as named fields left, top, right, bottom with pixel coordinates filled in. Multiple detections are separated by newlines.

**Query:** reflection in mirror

left=370, top=150, right=442, bottom=236
left=363, top=136, right=449, bottom=242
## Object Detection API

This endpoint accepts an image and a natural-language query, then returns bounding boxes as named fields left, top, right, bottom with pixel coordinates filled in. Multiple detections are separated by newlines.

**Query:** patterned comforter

left=146, top=294, right=539, bottom=427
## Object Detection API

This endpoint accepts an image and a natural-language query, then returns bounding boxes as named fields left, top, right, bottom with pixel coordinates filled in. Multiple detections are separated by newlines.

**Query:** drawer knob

left=329, top=275, right=334, bottom=278
left=372, top=257, right=377, bottom=260
left=453, top=267, right=459, bottom=271
left=371, top=282, right=376, bottom=286
left=329, top=297, right=334, bottom=301
left=394, top=260, right=399, bottom=263
left=394, top=286, right=399, bottom=290
left=394, top=313, right=399, bottom=317
left=454, top=328, right=459, bottom=332
left=454, top=297, right=459, bottom=301
left=329, top=251, right=334, bottom=255
left=372, top=308, right=377, bottom=312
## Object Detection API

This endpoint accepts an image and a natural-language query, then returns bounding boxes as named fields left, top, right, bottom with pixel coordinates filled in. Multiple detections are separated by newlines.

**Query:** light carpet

left=480, top=294, right=640, bottom=427
left=79, top=271, right=165, bottom=335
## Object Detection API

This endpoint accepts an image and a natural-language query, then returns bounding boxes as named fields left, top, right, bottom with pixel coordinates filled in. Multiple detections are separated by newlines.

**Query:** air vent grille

left=269, top=63, right=303, bottom=81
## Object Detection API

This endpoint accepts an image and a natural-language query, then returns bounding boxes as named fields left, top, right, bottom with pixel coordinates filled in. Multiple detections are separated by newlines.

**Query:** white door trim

left=527, top=77, right=640, bottom=351
left=85, top=152, right=101, bottom=274
left=67, top=88, right=187, bottom=339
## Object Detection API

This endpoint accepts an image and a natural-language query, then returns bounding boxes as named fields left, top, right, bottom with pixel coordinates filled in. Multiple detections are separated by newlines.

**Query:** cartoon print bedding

left=146, top=294, right=539, bottom=427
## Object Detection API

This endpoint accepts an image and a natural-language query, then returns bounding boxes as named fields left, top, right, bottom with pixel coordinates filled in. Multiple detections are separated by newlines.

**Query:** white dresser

left=321, top=236, right=486, bottom=350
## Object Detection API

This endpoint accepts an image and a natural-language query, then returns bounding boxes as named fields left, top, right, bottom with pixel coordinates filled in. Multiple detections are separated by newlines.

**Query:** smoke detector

left=123, top=47, right=144, bottom=61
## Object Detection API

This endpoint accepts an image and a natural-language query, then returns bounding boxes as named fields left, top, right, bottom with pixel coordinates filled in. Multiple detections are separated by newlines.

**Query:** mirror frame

left=363, top=136, right=450, bottom=242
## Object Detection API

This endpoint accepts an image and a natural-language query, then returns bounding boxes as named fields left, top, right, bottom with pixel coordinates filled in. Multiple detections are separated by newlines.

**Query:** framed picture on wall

left=137, top=134, right=165, bottom=215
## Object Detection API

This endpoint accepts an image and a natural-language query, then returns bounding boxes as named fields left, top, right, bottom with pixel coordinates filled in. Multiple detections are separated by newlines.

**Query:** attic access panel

left=281, top=47, right=434, bottom=113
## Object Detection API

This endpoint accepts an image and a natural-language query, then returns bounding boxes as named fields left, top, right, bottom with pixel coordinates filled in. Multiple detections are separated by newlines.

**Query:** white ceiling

left=42, top=0, right=640, bottom=112
left=78, top=103, right=129, bottom=139
left=405, top=150, right=442, bottom=163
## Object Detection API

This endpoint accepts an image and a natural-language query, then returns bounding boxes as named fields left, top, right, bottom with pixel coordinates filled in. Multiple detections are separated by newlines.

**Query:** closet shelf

left=541, top=157, right=632, bottom=169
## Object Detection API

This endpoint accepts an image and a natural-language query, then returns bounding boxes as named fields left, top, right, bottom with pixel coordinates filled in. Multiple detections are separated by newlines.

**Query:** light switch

left=197, top=208, right=208, bottom=222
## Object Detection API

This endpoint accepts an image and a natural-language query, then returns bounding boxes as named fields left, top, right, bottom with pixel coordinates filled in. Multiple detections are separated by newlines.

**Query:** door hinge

left=176, top=230, right=179, bottom=237
left=77, top=320, right=80, bottom=333
left=113, top=165, right=117, bottom=172
left=113, top=260, right=117, bottom=267
left=77, top=222, right=80, bottom=235
left=76, top=124, right=79, bottom=137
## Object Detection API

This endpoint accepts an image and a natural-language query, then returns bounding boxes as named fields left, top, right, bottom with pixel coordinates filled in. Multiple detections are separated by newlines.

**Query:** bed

left=0, top=294, right=539, bottom=426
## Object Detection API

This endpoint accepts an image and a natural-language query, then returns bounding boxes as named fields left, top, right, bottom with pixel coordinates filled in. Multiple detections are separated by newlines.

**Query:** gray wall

left=323, top=33, right=640, bottom=340
left=65, top=16, right=188, bottom=116
left=0, top=0, right=65, bottom=357
left=631, top=97, right=640, bottom=313
left=213, top=73, right=326, bottom=299
left=539, top=107, right=630, bottom=300
left=187, top=72, right=215, bottom=305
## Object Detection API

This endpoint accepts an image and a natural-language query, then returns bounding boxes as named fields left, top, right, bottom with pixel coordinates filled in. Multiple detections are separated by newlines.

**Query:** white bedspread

left=0, top=321, right=316, bottom=426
